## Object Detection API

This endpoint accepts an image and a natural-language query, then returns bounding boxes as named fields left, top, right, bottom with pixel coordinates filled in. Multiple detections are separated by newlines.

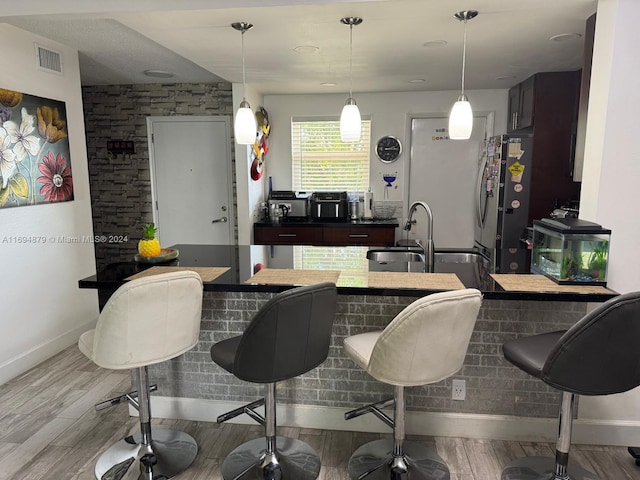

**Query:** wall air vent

left=35, top=43, right=63, bottom=75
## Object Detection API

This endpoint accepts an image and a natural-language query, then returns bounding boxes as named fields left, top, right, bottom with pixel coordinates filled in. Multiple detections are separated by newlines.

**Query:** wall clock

left=375, top=136, right=402, bottom=163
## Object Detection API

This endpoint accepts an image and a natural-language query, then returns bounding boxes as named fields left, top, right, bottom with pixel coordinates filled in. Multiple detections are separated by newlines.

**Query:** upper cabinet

left=573, top=13, right=596, bottom=182
left=506, top=72, right=580, bottom=135
left=507, top=75, right=535, bottom=132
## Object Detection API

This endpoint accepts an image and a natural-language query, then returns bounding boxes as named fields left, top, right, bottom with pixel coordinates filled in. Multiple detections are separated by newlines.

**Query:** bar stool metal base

left=95, top=429, right=198, bottom=480
left=500, top=456, right=599, bottom=480
left=347, top=439, right=450, bottom=480
left=221, top=436, right=321, bottom=480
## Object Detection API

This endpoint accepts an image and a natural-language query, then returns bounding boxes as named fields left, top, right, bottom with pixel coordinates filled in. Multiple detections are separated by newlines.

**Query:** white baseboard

left=0, top=318, right=97, bottom=385
left=147, top=396, right=640, bottom=447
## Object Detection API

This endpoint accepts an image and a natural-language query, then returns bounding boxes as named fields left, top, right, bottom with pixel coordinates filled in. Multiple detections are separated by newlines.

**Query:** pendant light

left=340, top=17, right=363, bottom=143
left=232, top=22, right=257, bottom=145
left=448, top=10, right=478, bottom=140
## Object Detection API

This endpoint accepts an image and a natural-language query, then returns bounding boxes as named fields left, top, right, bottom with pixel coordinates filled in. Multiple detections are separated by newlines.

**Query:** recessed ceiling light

left=495, top=75, right=516, bottom=81
left=422, top=40, right=447, bottom=48
left=321, top=82, right=337, bottom=87
left=143, top=69, right=174, bottom=78
left=550, top=33, right=582, bottom=42
left=409, top=79, right=426, bottom=83
left=294, top=45, right=320, bottom=54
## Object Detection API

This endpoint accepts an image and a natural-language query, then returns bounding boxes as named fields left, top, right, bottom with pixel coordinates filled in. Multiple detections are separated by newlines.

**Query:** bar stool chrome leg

left=220, top=382, right=321, bottom=480
left=500, top=393, right=599, bottom=480
left=347, top=386, right=450, bottom=480
left=95, top=366, right=198, bottom=480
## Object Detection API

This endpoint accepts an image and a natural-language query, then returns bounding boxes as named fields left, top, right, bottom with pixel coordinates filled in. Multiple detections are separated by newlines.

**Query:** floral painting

left=0, top=87, right=73, bottom=209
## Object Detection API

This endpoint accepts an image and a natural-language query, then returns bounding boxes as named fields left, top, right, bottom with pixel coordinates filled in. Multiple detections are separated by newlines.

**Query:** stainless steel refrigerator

left=474, top=134, right=534, bottom=273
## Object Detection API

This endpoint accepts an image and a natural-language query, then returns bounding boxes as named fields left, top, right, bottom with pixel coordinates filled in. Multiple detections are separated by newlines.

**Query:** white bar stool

left=78, top=271, right=203, bottom=480
left=343, top=288, right=482, bottom=480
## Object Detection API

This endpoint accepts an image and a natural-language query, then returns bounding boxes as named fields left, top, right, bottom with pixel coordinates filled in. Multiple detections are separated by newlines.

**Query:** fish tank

left=531, top=218, right=611, bottom=285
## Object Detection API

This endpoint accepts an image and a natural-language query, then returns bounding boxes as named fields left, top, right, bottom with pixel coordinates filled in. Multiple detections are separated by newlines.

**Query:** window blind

left=291, top=119, right=371, bottom=192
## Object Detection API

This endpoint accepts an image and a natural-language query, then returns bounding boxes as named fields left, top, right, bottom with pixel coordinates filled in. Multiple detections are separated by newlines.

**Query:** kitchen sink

left=367, top=247, right=492, bottom=287
left=367, top=247, right=425, bottom=273
left=366, top=248, right=425, bottom=263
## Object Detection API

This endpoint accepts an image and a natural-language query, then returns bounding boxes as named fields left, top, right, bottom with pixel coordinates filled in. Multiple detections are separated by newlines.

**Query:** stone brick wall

left=149, top=292, right=586, bottom=418
left=82, top=83, right=235, bottom=271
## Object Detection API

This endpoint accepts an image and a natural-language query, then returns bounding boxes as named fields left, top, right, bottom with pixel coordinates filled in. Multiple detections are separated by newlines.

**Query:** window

left=291, top=118, right=371, bottom=191
left=293, top=246, right=369, bottom=287
left=291, top=118, right=371, bottom=274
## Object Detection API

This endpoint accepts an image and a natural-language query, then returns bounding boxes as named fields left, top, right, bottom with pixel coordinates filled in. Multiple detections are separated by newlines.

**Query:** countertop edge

left=79, top=277, right=618, bottom=302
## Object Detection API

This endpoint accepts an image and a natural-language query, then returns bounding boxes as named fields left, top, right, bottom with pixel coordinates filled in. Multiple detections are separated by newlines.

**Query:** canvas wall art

left=0, top=87, right=73, bottom=209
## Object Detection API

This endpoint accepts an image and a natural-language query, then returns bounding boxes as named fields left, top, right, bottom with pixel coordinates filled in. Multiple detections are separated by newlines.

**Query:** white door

left=407, top=116, right=488, bottom=249
left=147, top=116, right=234, bottom=247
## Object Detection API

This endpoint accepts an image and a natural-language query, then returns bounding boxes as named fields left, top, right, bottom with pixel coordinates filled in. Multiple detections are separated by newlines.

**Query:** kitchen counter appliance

left=310, top=191, right=349, bottom=221
left=268, top=191, right=309, bottom=220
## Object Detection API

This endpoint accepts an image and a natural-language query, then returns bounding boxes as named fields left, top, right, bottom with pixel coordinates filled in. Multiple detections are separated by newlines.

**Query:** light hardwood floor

left=1, top=345, right=639, bottom=480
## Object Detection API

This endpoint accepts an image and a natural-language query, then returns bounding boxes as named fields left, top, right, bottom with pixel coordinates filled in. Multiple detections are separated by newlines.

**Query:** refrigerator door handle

left=476, top=154, right=488, bottom=228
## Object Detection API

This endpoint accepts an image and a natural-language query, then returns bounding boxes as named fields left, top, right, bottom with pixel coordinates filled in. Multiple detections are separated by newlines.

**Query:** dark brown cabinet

left=253, top=225, right=322, bottom=245
left=253, top=223, right=397, bottom=246
left=507, top=75, right=535, bottom=132
left=574, top=13, right=596, bottom=181
left=322, top=226, right=395, bottom=246
left=506, top=71, right=583, bottom=223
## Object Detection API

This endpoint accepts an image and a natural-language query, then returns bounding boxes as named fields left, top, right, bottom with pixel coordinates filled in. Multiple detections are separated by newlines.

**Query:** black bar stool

left=501, top=291, right=640, bottom=480
left=210, top=282, right=338, bottom=480
left=343, top=288, right=482, bottom=480
left=78, top=271, right=204, bottom=480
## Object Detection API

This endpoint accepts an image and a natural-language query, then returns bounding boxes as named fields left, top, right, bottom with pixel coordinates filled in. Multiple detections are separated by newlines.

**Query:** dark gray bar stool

left=343, top=288, right=482, bottom=480
left=78, top=271, right=203, bottom=480
left=501, top=291, right=640, bottom=480
left=210, top=282, right=338, bottom=480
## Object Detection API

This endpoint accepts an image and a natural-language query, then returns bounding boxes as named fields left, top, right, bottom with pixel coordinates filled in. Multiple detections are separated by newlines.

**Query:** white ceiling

left=1, top=0, right=597, bottom=95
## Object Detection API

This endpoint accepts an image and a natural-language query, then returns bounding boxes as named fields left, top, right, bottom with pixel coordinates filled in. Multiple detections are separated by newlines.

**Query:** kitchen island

left=79, top=244, right=615, bottom=302
left=78, top=244, right=624, bottom=444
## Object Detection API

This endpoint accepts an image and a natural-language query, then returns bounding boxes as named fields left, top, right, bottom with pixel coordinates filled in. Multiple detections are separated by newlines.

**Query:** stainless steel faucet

left=403, top=201, right=435, bottom=272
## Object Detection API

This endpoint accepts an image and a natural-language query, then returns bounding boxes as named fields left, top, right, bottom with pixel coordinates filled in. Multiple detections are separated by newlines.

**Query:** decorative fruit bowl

left=134, top=248, right=179, bottom=264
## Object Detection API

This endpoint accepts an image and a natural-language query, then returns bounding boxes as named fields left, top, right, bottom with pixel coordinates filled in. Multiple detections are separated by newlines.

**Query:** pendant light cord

left=348, top=23, right=354, bottom=98
left=461, top=16, right=467, bottom=95
left=241, top=29, right=247, bottom=100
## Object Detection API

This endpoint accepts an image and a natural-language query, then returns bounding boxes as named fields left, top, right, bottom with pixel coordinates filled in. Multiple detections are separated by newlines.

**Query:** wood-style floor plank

left=2, top=345, right=640, bottom=480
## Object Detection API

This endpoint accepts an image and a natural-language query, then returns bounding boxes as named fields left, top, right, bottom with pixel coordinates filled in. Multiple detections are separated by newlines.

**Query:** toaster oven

left=268, top=191, right=309, bottom=220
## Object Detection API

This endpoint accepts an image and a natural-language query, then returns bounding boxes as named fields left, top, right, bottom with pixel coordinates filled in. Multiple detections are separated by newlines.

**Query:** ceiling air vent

left=35, top=43, right=63, bottom=75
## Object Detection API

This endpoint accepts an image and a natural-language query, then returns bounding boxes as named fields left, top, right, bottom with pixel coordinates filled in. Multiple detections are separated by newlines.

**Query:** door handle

left=212, top=217, right=228, bottom=223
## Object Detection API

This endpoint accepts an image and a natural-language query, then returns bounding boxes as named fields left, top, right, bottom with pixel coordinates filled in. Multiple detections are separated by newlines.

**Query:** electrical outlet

left=452, top=379, right=466, bottom=401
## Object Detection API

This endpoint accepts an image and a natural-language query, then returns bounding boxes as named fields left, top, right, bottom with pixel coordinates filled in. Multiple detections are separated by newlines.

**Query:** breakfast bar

left=78, top=244, right=620, bottom=443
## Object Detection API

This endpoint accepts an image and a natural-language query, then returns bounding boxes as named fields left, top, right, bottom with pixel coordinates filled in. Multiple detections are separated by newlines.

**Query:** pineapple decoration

left=138, top=223, right=162, bottom=257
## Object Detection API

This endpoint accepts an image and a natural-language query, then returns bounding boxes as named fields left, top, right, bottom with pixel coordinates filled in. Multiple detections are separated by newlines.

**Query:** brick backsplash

left=148, top=292, right=586, bottom=418
left=82, top=83, right=236, bottom=273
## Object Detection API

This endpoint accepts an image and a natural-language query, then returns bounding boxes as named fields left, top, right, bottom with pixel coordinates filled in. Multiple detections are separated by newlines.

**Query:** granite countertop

left=78, top=244, right=618, bottom=302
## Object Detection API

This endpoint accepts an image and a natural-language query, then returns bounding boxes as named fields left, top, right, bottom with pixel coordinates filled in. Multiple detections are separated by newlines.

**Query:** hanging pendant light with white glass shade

left=340, top=17, right=363, bottom=143
left=448, top=10, right=478, bottom=140
left=232, top=22, right=257, bottom=145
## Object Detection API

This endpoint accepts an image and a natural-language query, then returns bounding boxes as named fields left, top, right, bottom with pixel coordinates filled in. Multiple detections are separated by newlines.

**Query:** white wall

left=576, top=0, right=640, bottom=423
left=232, top=82, right=269, bottom=272
left=263, top=89, right=508, bottom=211
left=0, top=24, right=98, bottom=384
